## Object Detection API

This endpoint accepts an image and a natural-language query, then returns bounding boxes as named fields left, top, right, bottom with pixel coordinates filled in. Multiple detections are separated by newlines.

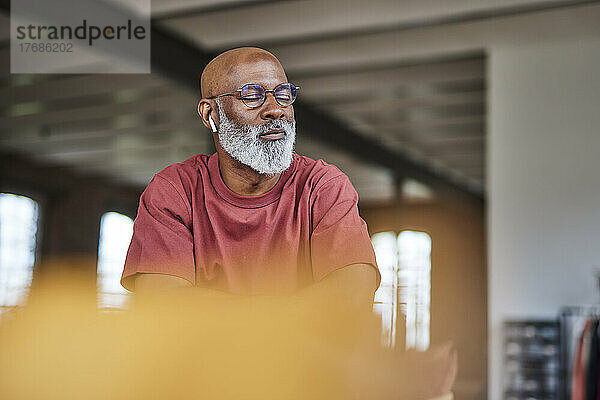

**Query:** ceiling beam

left=152, top=0, right=291, bottom=20
left=322, top=91, right=484, bottom=113
left=352, top=115, right=485, bottom=133
left=23, top=139, right=209, bottom=160
left=295, top=58, right=484, bottom=98
left=0, top=74, right=169, bottom=107
left=155, top=0, right=593, bottom=50
left=203, top=0, right=597, bottom=49
left=267, top=2, right=600, bottom=75
left=0, top=119, right=202, bottom=146
left=0, top=92, right=196, bottom=130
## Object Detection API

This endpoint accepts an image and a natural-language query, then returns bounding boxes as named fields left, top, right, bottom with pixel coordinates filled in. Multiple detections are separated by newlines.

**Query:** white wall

left=488, top=40, right=600, bottom=400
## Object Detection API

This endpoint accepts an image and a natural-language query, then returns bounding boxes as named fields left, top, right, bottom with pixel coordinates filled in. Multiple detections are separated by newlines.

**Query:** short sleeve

left=120, top=174, right=196, bottom=291
left=310, top=174, right=380, bottom=288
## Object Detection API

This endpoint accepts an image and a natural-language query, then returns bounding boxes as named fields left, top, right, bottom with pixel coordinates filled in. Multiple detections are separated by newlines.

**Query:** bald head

left=200, top=47, right=287, bottom=98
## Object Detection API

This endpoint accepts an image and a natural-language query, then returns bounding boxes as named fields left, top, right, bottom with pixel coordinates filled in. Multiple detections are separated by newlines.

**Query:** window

left=0, top=193, right=40, bottom=314
left=372, top=230, right=431, bottom=350
left=372, top=232, right=399, bottom=348
left=397, top=230, right=431, bottom=351
left=97, top=212, right=133, bottom=310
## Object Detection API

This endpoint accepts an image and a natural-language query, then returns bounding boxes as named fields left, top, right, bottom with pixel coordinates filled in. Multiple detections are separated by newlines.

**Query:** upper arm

left=311, top=263, right=379, bottom=308
left=121, top=174, right=196, bottom=291
left=321, top=263, right=378, bottom=293
left=310, top=173, right=381, bottom=287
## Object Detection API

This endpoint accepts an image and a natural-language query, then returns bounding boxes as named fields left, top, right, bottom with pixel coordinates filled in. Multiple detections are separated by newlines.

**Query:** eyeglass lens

left=240, top=83, right=297, bottom=108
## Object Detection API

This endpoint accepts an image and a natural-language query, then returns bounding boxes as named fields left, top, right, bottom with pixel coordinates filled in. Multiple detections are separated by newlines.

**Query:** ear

left=197, top=99, right=219, bottom=133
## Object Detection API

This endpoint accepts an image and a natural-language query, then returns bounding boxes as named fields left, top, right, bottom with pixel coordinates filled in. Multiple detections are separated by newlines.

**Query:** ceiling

left=1, top=0, right=599, bottom=204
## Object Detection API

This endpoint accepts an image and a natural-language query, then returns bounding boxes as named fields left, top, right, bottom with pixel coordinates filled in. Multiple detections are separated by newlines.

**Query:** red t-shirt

left=121, top=153, right=379, bottom=295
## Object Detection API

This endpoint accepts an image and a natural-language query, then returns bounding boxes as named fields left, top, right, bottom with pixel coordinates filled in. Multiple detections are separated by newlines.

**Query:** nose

left=259, top=92, right=285, bottom=120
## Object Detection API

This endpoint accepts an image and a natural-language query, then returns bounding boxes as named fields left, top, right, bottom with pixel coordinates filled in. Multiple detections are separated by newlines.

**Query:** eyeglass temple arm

left=208, top=89, right=242, bottom=99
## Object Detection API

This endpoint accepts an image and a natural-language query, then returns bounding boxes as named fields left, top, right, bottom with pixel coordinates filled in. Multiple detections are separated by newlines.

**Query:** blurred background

left=1, top=1, right=599, bottom=400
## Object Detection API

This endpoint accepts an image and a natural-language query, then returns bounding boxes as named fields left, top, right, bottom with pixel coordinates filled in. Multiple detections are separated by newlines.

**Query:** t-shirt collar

left=207, top=152, right=297, bottom=209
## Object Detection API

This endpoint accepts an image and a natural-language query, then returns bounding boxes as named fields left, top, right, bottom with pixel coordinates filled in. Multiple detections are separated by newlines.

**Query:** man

left=118, top=47, right=457, bottom=399
left=120, top=47, right=380, bottom=305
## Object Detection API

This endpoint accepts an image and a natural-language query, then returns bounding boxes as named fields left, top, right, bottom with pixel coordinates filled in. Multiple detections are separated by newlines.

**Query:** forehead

left=225, top=58, right=288, bottom=90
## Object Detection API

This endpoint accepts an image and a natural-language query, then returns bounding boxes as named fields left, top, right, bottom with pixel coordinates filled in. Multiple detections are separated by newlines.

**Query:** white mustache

left=254, top=120, right=293, bottom=135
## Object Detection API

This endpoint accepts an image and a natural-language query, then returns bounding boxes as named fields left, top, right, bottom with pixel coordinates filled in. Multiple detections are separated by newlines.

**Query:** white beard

left=215, top=99, right=296, bottom=175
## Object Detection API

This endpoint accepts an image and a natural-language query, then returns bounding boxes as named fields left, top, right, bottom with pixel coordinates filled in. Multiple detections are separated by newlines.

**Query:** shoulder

left=155, top=153, right=208, bottom=185
left=150, top=153, right=209, bottom=195
left=292, top=154, right=351, bottom=191
left=139, top=154, right=209, bottom=212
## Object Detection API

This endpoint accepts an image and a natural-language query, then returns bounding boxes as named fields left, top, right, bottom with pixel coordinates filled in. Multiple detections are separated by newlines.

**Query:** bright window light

left=97, top=212, right=133, bottom=310
left=371, top=230, right=432, bottom=350
left=372, top=231, right=399, bottom=348
left=397, top=230, right=431, bottom=351
left=0, top=193, right=39, bottom=312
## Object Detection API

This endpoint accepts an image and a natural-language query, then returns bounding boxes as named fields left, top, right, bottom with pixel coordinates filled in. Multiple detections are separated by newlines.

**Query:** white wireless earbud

left=209, top=116, right=217, bottom=133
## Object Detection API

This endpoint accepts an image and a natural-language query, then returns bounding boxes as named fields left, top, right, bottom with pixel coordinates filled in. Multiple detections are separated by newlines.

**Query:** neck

left=216, top=149, right=281, bottom=196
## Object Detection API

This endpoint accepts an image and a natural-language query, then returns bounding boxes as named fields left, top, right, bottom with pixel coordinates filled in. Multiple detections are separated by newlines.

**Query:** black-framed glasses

left=208, top=82, right=300, bottom=108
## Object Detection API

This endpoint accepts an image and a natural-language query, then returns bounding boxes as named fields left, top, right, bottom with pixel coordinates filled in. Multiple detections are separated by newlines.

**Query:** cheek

left=286, top=107, right=295, bottom=121
left=227, top=102, right=258, bottom=124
